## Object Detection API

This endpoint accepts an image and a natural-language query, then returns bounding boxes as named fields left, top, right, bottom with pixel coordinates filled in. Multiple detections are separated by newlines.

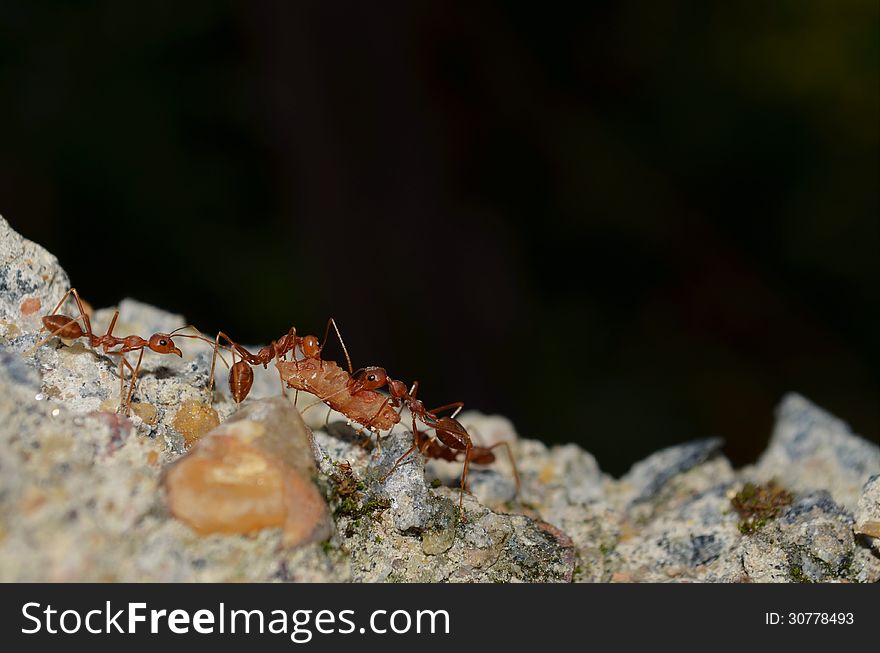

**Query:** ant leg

left=278, top=373, right=288, bottom=398
left=27, top=288, right=95, bottom=354
left=45, top=287, right=76, bottom=318
left=107, top=352, right=136, bottom=415
left=458, top=443, right=473, bottom=521
left=272, top=342, right=288, bottom=398
left=47, top=287, right=94, bottom=335
left=356, top=395, right=393, bottom=447
left=105, top=310, right=120, bottom=337
left=208, top=332, right=223, bottom=402
left=427, top=401, right=465, bottom=420
left=490, top=441, right=521, bottom=496
left=207, top=331, right=240, bottom=402
left=118, top=355, right=127, bottom=409
left=61, top=287, right=94, bottom=337
left=298, top=394, right=328, bottom=414
left=123, top=348, right=146, bottom=412
left=380, top=442, right=418, bottom=482
left=381, top=413, right=425, bottom=481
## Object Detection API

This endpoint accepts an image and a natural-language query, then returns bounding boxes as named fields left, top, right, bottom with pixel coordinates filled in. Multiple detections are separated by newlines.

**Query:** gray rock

left=0, top=217, right=877, bottom=583
left=0, top=215, right=69, bottom=332
left=854, top=475, right=880, bottom=553
left=370, top=429, right=436, bottom=532
left=618, top=437, right=724, bottom=508
left=741, top=491, right=880, bottom=583
left=608, top=459, right=745, bottom=582
left=752, top=393, right=880, bottom=511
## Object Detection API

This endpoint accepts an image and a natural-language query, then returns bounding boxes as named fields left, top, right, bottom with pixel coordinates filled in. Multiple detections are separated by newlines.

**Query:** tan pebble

left=3, top=321, right=21, bottom=337
left=172, top=400, right=220, bottom=446
left=165, top=435, right=285, bottom=535
left=130, top=402, right=158, bottom=425
left=20, top=297, right=41, bottom=316
left=617, top=520, right=639, bottom=542
left=163, top=397, right=332, bottom=548
left=146, top=450, right=160, bottom=466
left=855, top=520, right=880, bottom=538
left=462, top=546, right=499, bottom=568
left=421, top=527, right=456, bottom=555
left=538, top=463, right=556, bottom=484
left=19, top=489, right=47, bottom=514
left=99, top=398, right=118, bottom=413
left=43, top=385, right=62, bottom=399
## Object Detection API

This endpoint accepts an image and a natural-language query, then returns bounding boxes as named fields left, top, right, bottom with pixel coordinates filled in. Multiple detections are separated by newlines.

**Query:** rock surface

left=0, top=214, right=878, bottom=582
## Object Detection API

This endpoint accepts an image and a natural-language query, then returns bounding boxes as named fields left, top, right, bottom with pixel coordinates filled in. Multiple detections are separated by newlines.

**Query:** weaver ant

left=207, top=318, right=348, bottom=404
left=210, top=317, right=402, bottom=435
left=274, top=349, right=401, bottom=434
left=321, top=362, right=520, bottom=520
left=31, top=288, right=216, bottom=414
left=213, top=318, right=519, bottom=520
left=360, top=376, right=477, bottom=518
left=207, top=326, right=305, bottom=403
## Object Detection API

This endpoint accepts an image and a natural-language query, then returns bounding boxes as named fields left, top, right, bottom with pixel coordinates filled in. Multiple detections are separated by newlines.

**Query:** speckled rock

left=854, top=475, right=880, bottom=552
left=0, top=217, right=878, bottom=583
left=741, top=492, right=880, bottom=583
left=0, top=215, right=69, bottom=333
left=750, top=393, right=880, bottom=511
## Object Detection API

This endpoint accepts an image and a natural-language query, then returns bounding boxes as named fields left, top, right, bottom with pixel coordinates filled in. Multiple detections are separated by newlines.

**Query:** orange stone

left=130, top=402, right=158, bottom=426
left=172, top=400, right=220, bottom=446
left=19, top=297, right=41, bottom=316
left=163, top=397, right=332, bottom=548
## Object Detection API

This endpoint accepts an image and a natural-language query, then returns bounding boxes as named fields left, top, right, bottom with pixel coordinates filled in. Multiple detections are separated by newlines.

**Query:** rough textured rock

left=855, top=475, right=880, bottom=553
left=0, top=215, right=878, bottom=582
left=0, top=214, right=69, bottom=333
left=750, top=393, right=880, bottom=511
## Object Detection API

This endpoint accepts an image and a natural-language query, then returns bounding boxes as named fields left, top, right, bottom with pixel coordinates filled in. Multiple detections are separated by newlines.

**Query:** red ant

left=211, top=318, right=402, bottom=436
left=206, top=319, right=347, bottom=404
left=31, top=288, right=216, bottom=413
left=347, top=371, right=520, bottom=520
left=273, top=321, right=401, bottom=433
left=215, top=319, right=519, bottom=520
left=207, top=326, right=307, bottom=403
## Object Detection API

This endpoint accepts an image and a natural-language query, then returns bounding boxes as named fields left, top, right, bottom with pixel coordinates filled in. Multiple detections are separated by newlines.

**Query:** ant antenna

left=321, top=317, right=354, bottom=375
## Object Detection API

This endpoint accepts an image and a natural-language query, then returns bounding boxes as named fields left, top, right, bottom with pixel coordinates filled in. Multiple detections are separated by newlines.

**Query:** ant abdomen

left=229, top=360, right=255, bottom=404
left=434, top=417, right=470, bottom=451
left=42, top=314, right=85, bottom=340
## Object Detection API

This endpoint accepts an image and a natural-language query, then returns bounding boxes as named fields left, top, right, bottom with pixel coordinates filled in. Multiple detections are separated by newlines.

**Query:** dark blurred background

left=1, top=1, right=877, bottom=474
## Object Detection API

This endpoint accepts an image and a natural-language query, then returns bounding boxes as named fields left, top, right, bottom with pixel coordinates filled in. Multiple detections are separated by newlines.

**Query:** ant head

left=301, top=335, right=321, bottom=358
left=148, top=333, right=183, bottom=357
left=354, top=366, right=387, bottom=390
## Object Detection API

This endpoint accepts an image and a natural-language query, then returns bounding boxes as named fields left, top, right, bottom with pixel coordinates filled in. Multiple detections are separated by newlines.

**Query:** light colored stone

left=750, top=393, right=880, bottom=511
left=1, top=217, right=877, bottom=583
left=854, top=475, right=880, bottom=552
